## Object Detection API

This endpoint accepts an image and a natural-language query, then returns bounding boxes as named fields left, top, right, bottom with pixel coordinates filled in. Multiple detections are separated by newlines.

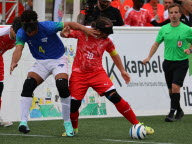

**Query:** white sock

left=0, top=110, right=3, bottom=122
left=60, top=96, right=71, bottom=122
left=20, top=97, right=33, bottom=122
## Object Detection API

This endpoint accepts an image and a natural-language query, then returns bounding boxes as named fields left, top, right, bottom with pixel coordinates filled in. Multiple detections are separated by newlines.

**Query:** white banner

left=53, top=0, right=64, bottom=22
left=2, top=27, right=192, bottom=121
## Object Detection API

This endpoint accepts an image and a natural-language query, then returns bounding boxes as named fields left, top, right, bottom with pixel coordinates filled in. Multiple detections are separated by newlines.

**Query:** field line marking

left=102, top=139, right=174, bottom=144
left=0, top=133, right=56, bottom=137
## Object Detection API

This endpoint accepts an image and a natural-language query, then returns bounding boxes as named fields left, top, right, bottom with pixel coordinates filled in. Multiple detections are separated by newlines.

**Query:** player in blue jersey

left=9, top=10, right=98, bottom=136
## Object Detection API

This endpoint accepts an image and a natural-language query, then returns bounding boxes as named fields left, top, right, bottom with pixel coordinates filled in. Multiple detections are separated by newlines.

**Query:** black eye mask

left=92, top=22, right=113, bottom=35
left=22, top=22, right=38, bottom=33
left=96, top=25, right=113, bottom=35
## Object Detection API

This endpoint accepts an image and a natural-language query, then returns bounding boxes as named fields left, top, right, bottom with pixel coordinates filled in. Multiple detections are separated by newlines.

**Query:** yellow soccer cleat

left=62, top=132, right=67, bottom=137
left=139, top=122, right=154, bottom=135
left=145, top=126, right=154, bottom=135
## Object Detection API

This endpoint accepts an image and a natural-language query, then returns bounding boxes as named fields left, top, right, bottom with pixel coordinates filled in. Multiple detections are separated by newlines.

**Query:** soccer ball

left=129, top=124, right=146, bottom=139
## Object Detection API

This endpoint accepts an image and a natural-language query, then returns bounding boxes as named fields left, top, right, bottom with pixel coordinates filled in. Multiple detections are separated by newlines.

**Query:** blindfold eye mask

left=22, top=21, right=38, bottom=33
left=92, top=22, right=113, bottom=35
left=96, top=26, right=113, bottom=35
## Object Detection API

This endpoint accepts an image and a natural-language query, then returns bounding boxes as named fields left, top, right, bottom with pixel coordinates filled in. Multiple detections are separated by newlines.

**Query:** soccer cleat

left=175, top=110, right=184, bottom=120
left=145, top=126, right=154, bottom=135
left=63, top=121, right=74, bottom=137
left=18, top=121, right=30, bottom=134
left=0, top=121, right=13, bottom=127
left=165, top=113, right=174, bottom=122
left=74, top=128, right=78, bottom=135
left=139, top=122, right=154, bottom=135
left=0, top=116, right=3, bottom=123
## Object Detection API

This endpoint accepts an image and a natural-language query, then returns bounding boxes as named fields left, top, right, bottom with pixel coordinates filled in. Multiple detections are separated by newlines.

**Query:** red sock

left=70, top=111, right=79, bottom=129
left=115, top=98, right=139, bottom=125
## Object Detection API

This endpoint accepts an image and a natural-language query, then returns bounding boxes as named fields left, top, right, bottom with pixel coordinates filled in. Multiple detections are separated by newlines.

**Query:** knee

left=21, top=77, right=37, bottom=97
left=56, top=78, right=70, bottom=98
left=71, top=99, right=81, bottom=113
left=172, top=84, right=180, bottom=93
left=104, top=89, right=121, bottom=104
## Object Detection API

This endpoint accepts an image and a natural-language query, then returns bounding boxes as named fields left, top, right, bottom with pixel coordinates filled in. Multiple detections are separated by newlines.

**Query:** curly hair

left=21, top=10, right=38, bottom=22
left=12, top=16, right=22, bottom=33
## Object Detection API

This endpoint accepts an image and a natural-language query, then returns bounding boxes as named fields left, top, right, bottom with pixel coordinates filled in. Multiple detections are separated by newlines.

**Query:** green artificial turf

left=0, top=115, right=191, bottom=144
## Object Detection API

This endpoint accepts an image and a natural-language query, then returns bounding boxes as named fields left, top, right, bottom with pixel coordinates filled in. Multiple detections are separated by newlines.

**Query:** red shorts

left=69, top=70, right=114, bottom=100
left=0, top=57, right=4, bottom=81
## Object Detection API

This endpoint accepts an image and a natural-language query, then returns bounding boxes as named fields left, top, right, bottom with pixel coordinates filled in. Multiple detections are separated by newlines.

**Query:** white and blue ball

left=129, top=124, right=146, bottom=139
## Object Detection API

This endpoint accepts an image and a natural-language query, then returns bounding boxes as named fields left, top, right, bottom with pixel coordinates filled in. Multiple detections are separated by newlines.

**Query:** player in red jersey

left=61, top=17, right=154, bottom=136
left=124, top=0, right=166, bottom=27
left=125, top=0, right=154, bottom=26
left=0, top=17, right=21, bottom=127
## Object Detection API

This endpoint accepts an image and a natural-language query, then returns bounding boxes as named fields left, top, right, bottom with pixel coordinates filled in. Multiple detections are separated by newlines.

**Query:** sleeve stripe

left=16, top=43, right=25, bottom=46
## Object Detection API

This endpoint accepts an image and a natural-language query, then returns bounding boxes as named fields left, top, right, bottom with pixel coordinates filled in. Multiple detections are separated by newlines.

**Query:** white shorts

left=29, top=55, right=68, bottom=80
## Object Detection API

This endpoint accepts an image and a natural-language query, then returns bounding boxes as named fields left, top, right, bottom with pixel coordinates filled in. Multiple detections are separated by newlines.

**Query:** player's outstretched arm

left=10, top=45, right=24, bottom=75
left=63, top=22, right=99, bottom=37
left=142, top=42, right=160, bottom=64
left=111, top=54, right=130, bottom=84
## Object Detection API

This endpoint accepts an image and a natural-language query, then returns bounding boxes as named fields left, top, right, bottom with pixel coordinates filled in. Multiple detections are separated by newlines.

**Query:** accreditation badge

left=177, top=41, right=182, bottom=47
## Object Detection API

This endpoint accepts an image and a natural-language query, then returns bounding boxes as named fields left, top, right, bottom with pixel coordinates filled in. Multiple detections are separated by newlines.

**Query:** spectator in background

left=180, top=0, right=192, bottom=26
left=143, top=0, right=165, bottom=26
left=82, top=0, right=124, bottom=26
left=77, top=0, right=97, bottom=25
left=124, top=0, right=154, bottom=26
left=124, top=0, right=165, bottom=27
left=156, top=0, right=192, bottom=27
left=164, top=0, right=174, bottom=10
left=25, top=0, right=33, bottom=10
left=111, top=0, right=121, bottom=10
left=121, top=0, right=133, bottom=20
left=163, top=0, right=174, bottom=20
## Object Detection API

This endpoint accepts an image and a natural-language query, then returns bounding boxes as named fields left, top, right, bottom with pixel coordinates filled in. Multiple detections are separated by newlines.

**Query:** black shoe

left=165, top=113, right=174, bottom=122
left=18, top=122, right=30, bottom=134
left=175, top=110, right=184, bottom=120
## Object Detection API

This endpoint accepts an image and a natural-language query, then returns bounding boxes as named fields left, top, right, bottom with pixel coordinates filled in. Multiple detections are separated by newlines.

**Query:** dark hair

left=174, top=0, right=182, bottom=5
left=168, top=3, right=182, bottom=13
left=12, top=16, right=22, bottom=33
left=91, top=17, right=113, bottom=35
left=21, top=10, right=38, bottom=22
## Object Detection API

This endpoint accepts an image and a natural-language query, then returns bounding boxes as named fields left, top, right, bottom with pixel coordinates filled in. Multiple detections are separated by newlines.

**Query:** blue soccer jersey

left=16, top=21, right=65, bottom=60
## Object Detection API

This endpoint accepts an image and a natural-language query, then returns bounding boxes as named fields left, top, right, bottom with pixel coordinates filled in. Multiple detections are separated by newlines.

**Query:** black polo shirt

left=84, top=6, right=124, bottom=26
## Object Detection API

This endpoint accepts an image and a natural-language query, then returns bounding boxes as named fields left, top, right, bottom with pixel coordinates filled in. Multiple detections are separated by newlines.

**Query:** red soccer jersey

left=111, top=0, right=121, bottom=10
left=121, top=0, right=133, bottom=20
left=124, top=8, right=154, bottom=26
left=143, top=3, right=164, bottom=26
left=68, top=30, right=116, bottom=73
left=0, top=26, right=16, bottom=81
